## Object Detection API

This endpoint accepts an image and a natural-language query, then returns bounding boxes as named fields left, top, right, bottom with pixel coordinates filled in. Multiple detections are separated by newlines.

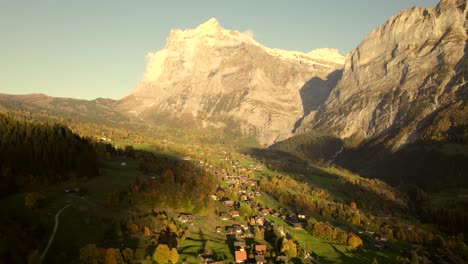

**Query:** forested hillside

left=0, top=114, right=98, bottom=196
left=269, top=131, right=343, bottom=162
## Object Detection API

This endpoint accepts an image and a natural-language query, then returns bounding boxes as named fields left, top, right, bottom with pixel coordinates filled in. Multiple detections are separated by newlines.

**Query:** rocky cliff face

left=303, top=0, right=467, bottom=148
left=118, top=18, right=344, bottom=145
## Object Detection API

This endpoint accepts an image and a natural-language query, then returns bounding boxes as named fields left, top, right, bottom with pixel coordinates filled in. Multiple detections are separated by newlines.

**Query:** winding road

left=40, top=203, right=72, bottom=261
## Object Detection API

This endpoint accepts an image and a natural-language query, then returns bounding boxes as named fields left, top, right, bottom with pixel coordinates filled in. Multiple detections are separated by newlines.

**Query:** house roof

left=255, top=244, right=267, bottom=252
left=230, top=210, right=240, bottom=216
left=293, top=222, right=302, bottom=229
left=234, top=241, right=246, bottom=248
left=235, top=250, right=247, bottom=262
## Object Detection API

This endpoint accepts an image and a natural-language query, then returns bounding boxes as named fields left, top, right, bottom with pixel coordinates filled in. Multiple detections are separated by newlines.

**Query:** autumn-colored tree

left=168, top=221, right=178, bottom=234
left=79, top=244, right=99, bottom=264
left=347, top=234, right=363, bottom=250
left=350, top=213, right=361, bottom=225
left=169, top=248, right=179, bottom=264
left=104, top=248, right=118, bottom=264
left=240, top=203, right=253, bottom=220
left=281, top=239, right=297, bottom=258
left=25, top=192, right=44, bottom=209
left=254, top=226, right=264, bottom=242
left=143, top=226, right=152, bottom=236
left=153, top=244, right=171, bottom=263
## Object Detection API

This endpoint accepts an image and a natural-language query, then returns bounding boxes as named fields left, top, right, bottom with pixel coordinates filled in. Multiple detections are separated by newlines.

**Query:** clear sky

left=0, top=0, right=440, bottom=100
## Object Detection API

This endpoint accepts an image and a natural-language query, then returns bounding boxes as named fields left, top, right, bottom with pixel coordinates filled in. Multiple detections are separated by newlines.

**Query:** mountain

left=117, top=18, right=344, bottom=145
left=278, top=0, right=468, bottom=192
left=299, top=0, right=467, bottom=149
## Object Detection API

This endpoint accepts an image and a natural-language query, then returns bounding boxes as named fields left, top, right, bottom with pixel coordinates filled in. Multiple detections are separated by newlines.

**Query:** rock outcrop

left=302, top=0, right=467, bottom=148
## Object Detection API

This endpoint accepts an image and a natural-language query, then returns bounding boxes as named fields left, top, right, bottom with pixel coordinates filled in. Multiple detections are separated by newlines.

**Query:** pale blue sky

left=0, top=0, right=439, bottom=100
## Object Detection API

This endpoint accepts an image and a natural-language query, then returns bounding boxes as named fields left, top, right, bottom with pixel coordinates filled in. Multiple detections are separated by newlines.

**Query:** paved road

left=40, top=203, right=72, bottom=261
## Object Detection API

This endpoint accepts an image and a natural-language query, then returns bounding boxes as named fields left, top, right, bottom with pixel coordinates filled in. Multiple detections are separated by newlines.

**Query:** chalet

left=255, top=244, right=267, bottom=254
left=178, top=213, right=193, bottom=223
left=235, top=250, right=247, bottom=263
left=287, top=213, right=299, bottom=223
left=277, top=226, right=286, bottom=237
left=298, top=213, right=306, bottom=219
left=220, top=212, right=231, bottom=221
left=217, top=187, right=226, bottom=195
left=276, top=256, right=289, bottom=263
left=229, top=210, right=240, bottom=217
left=255, top=255, right=265, bottom=264
left=232, top=225, right=243, bottom=234
left=65, top=188, right=80, bottom=194
left=199, top=254, right=214, bottom=264
left=379, top=236, right=389, bottom=242
left=223, top=200, right=235, bottom=207
left=227, top=227, right=237, bottom=235
left=255, top=217, right=265, bottom=226
left=234, top=241, right=246, bottom=250
left=292, top=222, right=302, bottom=229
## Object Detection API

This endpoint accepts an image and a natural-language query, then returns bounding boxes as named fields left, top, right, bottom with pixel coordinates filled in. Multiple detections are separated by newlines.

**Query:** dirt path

left=40, top=203, right=72, bottom=261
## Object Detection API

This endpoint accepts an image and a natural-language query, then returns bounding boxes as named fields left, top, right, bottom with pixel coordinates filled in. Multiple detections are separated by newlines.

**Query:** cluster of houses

left=208, top=175, right=308, bottom=263
left=233, top=242, right=270, bottom=264
left=187, top=150, right=310, bottom=263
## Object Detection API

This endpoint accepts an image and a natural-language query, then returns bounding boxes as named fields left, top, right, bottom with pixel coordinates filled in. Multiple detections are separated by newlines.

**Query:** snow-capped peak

left=307, top=48, right=345, bottom=65
left=193, top=18, right=222, bottom=35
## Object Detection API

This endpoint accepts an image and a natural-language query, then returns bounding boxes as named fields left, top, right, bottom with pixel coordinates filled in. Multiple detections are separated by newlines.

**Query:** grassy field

left=0, top=157, right=142, bottom=262
left=265, top=215, right=402, bottom=264
left=429, top=188, right=468, bottom=216
left=39, top=160, right=141, bottom=263
left=178, top=211, right=235, bottom=263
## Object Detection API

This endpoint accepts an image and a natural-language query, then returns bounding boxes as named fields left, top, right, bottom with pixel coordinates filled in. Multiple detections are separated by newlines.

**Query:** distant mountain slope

left=117, top=18, right=344, bottom=145
left=0, top=93, right=134, bottom=127
left=299, top=0, right=467, bottom=149
left=269, top=131, right=343, bottom=162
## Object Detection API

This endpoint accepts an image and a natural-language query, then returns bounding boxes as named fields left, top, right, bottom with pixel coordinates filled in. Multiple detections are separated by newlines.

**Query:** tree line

left=0, top=113, right=98, bottom=197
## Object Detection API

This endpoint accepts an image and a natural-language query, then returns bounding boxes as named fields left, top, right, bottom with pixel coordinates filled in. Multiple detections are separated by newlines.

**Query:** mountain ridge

left=299, top=0, right=467, bottom=149
left=117, top=17, right=344, bottom=145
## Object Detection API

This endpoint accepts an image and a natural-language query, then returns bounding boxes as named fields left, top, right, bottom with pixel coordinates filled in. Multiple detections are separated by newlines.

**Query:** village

left=178, top=152, right=312, bottom=264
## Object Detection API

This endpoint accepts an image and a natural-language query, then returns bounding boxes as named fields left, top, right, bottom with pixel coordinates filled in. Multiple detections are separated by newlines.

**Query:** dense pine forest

left=0, top=114, right=98, bottom=196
